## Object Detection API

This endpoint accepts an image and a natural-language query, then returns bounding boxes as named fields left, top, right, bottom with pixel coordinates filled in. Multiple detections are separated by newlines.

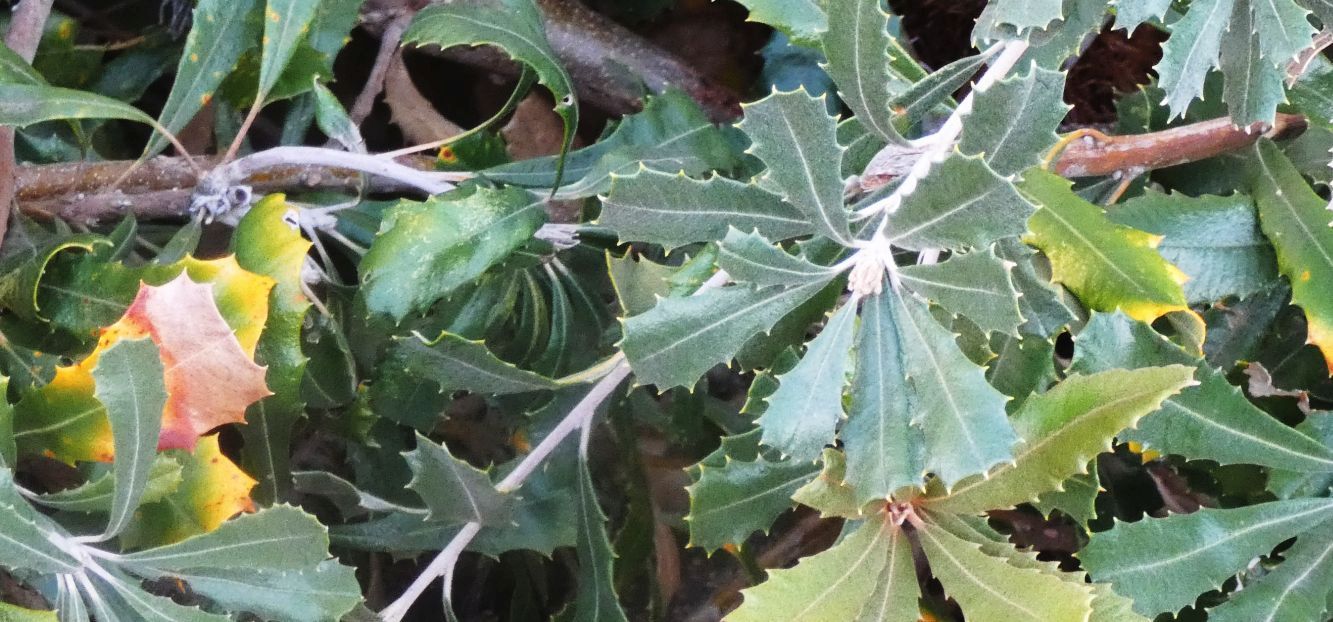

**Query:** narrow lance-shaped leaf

left=599, top=169, right=812, bottom=250
left=1081, top=498, right=1333, bottom=616
left=886, top=153, right=1036, bottom=251
left=738, top=88, right=851, bottom=244
left=145, top=0, right=262, bottom=156
left=257, top=0, right=322, bottom=99
left=1248, top=139, right=1333, bottom=373
left=120, top=505, right=330, bottom=571
left=893, top=287, right=1017, bottom=487
left=0, top=470, right=81, bottom=573
left=957, top=64, right=1069, bottom=177
left=897, top=247, right=1024, bottom=335
left=1021, top=170, right=1190, bottom=323
left=923, top=365, right=1195, bottom=515
left=843, top=287, right=923, bottom=504
left=404, top=432, right=511, bottom=525
left=566, top=451, right=629, bottom=622
left=821, top=0, right=906, bottom=144
left=1205, top=526, right=1333, bottom=622
left=404, top=0, right=578, bottom=186
left=0, top=84, right=158, bottom=128
left=916, top=519, right=1094, bottom=622
left=621, top=278, right=833, bottom=389
left=93, top=338, right=168, bottom=541
left=727, top=513, right=899, bottom=622
left=758, top=301, right=857, bottom=461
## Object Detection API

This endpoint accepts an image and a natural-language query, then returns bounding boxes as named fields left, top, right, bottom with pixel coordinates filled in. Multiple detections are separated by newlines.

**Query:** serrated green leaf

left=145, top=0, right=261, bottom=156
left=982, top=0, right=1066, bottom=32
left=622, top=278, right=832, bottom=388
left=995, top=238, right=1077, bottom=338
left=893, top=288, right=1018, bottom=487
left=1248, top=139, right=1333, bottom=373
left=792, top=449, right=861, bottom=518
left=34, top=456, right=181, bottom=513
left=1108, top=190, right=1277, bottom=304
left=1206, top=526, right=1333, bottom=622
left=158, top=560, right=362, bottom=622
left=898, top=247, right=1024, bottom=335
left=727, top=513, right=899, bottom=622
left=891, top=52, right=982, bottom=124
left=924, top=365, right=1194, bottom=514
left=821, top=0, right=906, bottom=144
left=86, top=570, right=231, bottom=622
left=405, top=432, right=511, bottom=525
left=562, top=453, right=629, bottom=622
left=886, top=153, right=1036, bottom=251
left=0, top=470, right=80, bottom=573
left=361, top=187, right=546, bottom=321
left=404, top=0, right=578, bottom=186
left=739, top=88, right=850, bottom=244
left=958, top=64, right=1069, bottom=177
left=1252, top=0, right=1316, bottom=65
left=734, top=0, right=827, bottom=46
left=1022, top=170, right=1189, bottom=323
left=382, top=331, right=559, bottom=397
left=1071, top=311, right=1333, bottom=473
left=685, top=450, right=818, bottom=551
left=1268, top=413, right=1333, bottom=498
left=918, top=520, right=1094, bottom=622
left=986, top=332, right=1057, bottom=409
left=843, top=288, right=923, bottom=503
left=852, top=525, right=919, bottom=622
left=1032, top=465, right=1100, bottom=525
left=599, top=170, right=812, bottom=250
left=1081, top=498, right=1333, bottom=616
left=1219, top=5, right=1286, bottom=126
left=91, top=338, right=167, bottom=540
left=758, top=301, right=856, bottom=461
left=120, top=505, right=329, bottom=571
left=1114, top=0, right=1173, bottom=29
left=1155, top=0, right=1234, bottom=118
left=718, top=228, right=836, bottom=287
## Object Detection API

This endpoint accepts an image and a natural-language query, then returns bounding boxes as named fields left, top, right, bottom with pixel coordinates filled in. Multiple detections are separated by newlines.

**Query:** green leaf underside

left=92, top=338, right=168, bottom=540
left=758, top=301, right=857, bottom=461
left=897, top=247, right=1024, bottom=335
left=957, top=64, right=1068, bottom=177
left=621, top=278, right=833, bottom=389
left=120, top=505, right=329, bottom=571
left=791, top=449, right=861, bottom=518
left=1081, top=498, right=1333, bottom=616
left=924, top=365, right=1195, bottom=514
left=404, top=432, right=511, bottom=525
left=727, top=513, right=903, bottom=622
left=1219, top=5, right=1285, bottom=126
left=886, top=153, right=1035, bottom=251
left=599, top=169, right=812, bottom=250
left=738, top=88, right=851, bottom=244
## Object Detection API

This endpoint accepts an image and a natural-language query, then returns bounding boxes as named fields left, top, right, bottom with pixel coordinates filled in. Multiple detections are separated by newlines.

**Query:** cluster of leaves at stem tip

left=0, top=0, right=1330, bottom=620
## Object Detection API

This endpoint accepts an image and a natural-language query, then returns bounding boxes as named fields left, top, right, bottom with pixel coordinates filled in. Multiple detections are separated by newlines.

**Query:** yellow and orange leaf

left=118, top=435, right=258, bottom=549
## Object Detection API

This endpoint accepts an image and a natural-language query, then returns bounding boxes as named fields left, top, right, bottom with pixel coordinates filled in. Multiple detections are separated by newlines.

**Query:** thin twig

left=0, top=0, right=57, bottom=249
left=349, top=14, right=413, bottom=125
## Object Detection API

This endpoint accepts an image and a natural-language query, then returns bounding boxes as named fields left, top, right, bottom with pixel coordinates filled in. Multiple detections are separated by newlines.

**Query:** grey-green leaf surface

left=891, top=53, right=983, bottom=125
left=404, top=432, right=511, bottom=525
left=404, top=0, right=578, bottom=185
left=1155, top=0, right=1234, bottom=118
left=843, top=289, right=923, bottom=504
left=1114, top=0, right=1172, bottom=29
left=161, top=560, right=362, bottom=622
left=92, top=338, right=167, bottom=541
left=718, top=228, right=836, bottom=288
left=258, top=0, right=323, bottom=98
left=995, top=238, right=1077, bottom=338
left=885, top=153, right=1035, bottom=251
left=120, top=505, right=330, bottom=571
left=981, top=0, right=1066, bottom=31
left=733, top=0, right=827, bottom=46
left=758, top=301, right=857, bottom=461
left=1108, top=191, right=1277, bottom=304
left=312, top=80, right=365, bottom=152
left=852, top=525, right=920, bottom=622
left=1081, top=498, right=1333, bottom=616
left=145, top=0, right=261, bottom=156
left=738, top=88, right=850, bottom=244
left=958, top=64, right=1068, bottom=177
left=1252, top=0, right=1316, bottom=65
left=727, top=514, right=897, bottom=622
left=383, top=331, right=558, bottom=395
left=360, top=187, right=546, bottom=321
left=599, top=169, right=812, bottom=250
left=1218, top=5, right=1285, bottom=126
left=0, top=43, right=45, bottom=85
left=34, top=456, right=182, bottom=513
left=0, top=84, right=156, bottom=127
left=898, top=248, right=1024, bottom=335
left=87, top=571, right=231, bottom=622
left=1071, top=312, right=1333, bottom=473
left=1206, top=526, right=1333, bottom=622
left=821, top=0, right=906, bottom=144
left=685, top=431, right=819, bottom=550
left=0, top=470, right=80, bottom=573
left=621, top=278, right=833, bottom=388
left=565, top=454, right=629, bottom=622
left=892, top=288, right=1017, bottom=486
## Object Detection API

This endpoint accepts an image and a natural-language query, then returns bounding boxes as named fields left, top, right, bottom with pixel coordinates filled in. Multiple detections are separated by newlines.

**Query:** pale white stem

left=219, top=146, right=457, bottom=195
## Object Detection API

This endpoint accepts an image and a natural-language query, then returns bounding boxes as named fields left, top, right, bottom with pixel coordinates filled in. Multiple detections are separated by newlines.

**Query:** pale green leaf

left=405, top=432, right=511, bottom=525
left=599, top=169, right=812, bottom=251
left=1251, top=0, right=1316, bottom=65
left=1081, top=498, right=1333, bottom=616
left=0, top=603, right=55, bottom=622
left=1207, top=527, right=1333, bottom=622
left=685, top=446, right=817, bottom=550
left=145, top=0, right=261, bottom=156
left=758, top=301, right=857, bottom=461
left=852, top=526, right=919, bottom=622
left=258, top=0, right=322, bottom=98
left=982, top=0, right=1066, bottom=31
left=0, top=84, right=156, bottom=127
left=92, top=338, right=167, bottom=541
left=924, top=365, right=1195, bottom=514
left=727, top=514, right=899, bottom=622
left=886, top=153, right=1036, bottom=251
left=995, top=238, right=1077, bottom=338
left=958, top=64, right=1069, bottom=177
left=718, top=228, right=836, bottom=287
left=791, top=449, right=861, bottom=518
left=1248, top=139, right=1333, bottom=374
left=621, top=278, right=833, bottom=388
left=0, top=470, right=80, bottom=573
left=383, top=331, right=558, bottom=395
left=898, top=247, right=1024, bottom=335
left=986, top=332, right=1057, bottom=408
left=87, top=571, right=230, bottom=622
left=1155, top=0, right=1234, bottom=118
left=734, top=0, right=827, bottom=46
left=1114, top=0, right=1172, bottom=29
left=821, top=0, right=906, bottom=144
left=918, top=520, right=1094, bottom=622
left=120, top=505, right=330, bottom=571
left=565, top=454, right=629, bottom=622
left=312, top=80, right=364, bottom=152
left=161, top=560, right=362, bottom=622
left=1219, top=5, right=1286, bottom=126
left=0, top=42, right=45, bottom=85
left=738, top=88, right=851, bottom=244
left=1032, top=466, right=1100, bottom=525
left=34, top=455, right=182, bottom=513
